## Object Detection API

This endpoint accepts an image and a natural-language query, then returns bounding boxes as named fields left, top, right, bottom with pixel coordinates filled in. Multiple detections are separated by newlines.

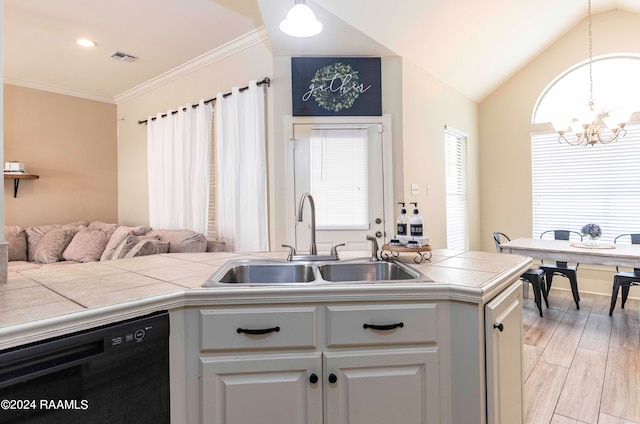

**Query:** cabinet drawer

left=200, top=307, right=317, bottom=351
left=326, top=304, right=437, bottom=347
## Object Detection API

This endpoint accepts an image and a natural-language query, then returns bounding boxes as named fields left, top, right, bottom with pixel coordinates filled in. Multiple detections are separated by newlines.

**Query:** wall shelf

left=4, top=173, right=39, bottom=198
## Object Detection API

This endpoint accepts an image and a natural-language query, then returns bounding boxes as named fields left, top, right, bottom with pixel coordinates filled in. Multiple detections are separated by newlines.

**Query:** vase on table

left=580, top=224, right=602, bottom=247
left=583, top=235, right=600, bottom=247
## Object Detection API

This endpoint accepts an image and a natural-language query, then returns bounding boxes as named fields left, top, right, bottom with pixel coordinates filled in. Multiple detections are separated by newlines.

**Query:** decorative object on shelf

left=4, top=161, right=25, bottom=173
left=551, top=0, right=630, bottom=146
left=291, top=57, right=382, bottom=116
left=381, top=243, right=432, bottom=264
left=3, top=161, right=39, bottom=197
left=279, top=0, right=323, bottom=38
left=581, top=223, right=602, bottom=247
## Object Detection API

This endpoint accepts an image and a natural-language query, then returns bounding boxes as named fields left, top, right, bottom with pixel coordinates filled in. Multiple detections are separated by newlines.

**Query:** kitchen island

left=0, top=248, right=531, bottom=424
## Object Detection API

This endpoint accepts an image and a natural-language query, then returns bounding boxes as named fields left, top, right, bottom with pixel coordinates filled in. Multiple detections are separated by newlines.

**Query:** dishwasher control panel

left=107, top=312, right=169, bottom=351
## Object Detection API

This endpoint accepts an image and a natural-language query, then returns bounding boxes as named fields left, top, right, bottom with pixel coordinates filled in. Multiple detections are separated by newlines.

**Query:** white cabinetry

left=179, top=280, right=524, bottom=424
left=485, top=280, right=524, bottom=424
left=448, top=279, right=524, bottom=424
left=324, top=304, right=440, bottom=424
left=201, top=353, right=322, bottom=424
left=197, top=303, right=439, bottom=424
left=324, top=349, right=439, bottom=424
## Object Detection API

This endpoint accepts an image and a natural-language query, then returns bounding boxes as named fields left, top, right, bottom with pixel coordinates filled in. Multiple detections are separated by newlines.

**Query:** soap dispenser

left=396, top=202, right=408, bottom=236
left=409, top=202, right=424, bottom=238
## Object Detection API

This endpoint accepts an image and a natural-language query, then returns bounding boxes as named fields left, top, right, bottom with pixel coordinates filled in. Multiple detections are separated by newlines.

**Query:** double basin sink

left=203, top=258, right=425, bottom=287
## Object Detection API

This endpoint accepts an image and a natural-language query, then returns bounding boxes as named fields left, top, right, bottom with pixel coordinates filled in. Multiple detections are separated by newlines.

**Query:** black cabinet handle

left=328, top=373, right=337, bottom=384
left=493, top=323, right=504, bottom=332
left=363, top=322, right=404, bottom=331
left=237, top=326, right=280, bottom=335
left=309, top=373, right=318, bottom=384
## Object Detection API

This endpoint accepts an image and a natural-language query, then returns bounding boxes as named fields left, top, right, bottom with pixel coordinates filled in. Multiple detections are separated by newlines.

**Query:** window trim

left=284, top=115, right=394, bottom=247
left=532, top=53, right=640, bottom=125
left=444, top=125, right=469, bottom=250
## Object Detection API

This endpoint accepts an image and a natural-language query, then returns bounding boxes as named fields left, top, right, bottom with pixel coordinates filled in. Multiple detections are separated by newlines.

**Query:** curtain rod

left=137, top=77, right=271, bottom=125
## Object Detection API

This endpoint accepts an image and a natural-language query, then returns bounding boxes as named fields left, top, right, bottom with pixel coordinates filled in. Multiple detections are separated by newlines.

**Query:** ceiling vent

left=110, top=51, right=137, bottom=62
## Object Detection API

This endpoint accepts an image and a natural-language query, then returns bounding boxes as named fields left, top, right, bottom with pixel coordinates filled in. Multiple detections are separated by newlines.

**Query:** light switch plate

left=411, top=184, right=419, bottom=195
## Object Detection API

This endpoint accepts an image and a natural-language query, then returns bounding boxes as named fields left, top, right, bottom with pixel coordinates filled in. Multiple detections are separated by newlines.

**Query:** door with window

left=292, top=123, right=386, bottom=252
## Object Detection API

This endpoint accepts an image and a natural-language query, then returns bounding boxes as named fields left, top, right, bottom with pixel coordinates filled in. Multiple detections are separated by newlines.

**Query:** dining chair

left=539, top=230, right=582, bottom=309
left=609, top=234, right=640, bottom=316
left=493, top=232, right=548, bottom=317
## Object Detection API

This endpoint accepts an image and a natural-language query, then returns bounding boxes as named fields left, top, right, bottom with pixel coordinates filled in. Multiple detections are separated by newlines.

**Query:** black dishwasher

left=0, top=310, right=169, bottom=424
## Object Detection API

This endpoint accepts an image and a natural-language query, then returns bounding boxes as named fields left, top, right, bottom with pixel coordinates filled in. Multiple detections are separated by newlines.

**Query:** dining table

left=499, top=237, right=640, bottom=310
left=499, top=237, right=640, bottom=269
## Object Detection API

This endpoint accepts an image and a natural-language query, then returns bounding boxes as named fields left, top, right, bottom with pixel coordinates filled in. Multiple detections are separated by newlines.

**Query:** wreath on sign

left=311, top=63, right=362, bottom=113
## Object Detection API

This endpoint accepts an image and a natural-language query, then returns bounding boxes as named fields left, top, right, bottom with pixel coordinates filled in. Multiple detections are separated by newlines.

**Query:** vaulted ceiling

left=3, top=0, right=639, bottom=103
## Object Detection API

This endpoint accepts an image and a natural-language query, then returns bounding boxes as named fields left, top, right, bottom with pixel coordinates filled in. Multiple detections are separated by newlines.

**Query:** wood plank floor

left=523, top=287, right=640, bottom=424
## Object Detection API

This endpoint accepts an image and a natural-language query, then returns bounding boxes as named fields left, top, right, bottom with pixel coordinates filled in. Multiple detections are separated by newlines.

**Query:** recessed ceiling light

left=76, top=39, right=97, bottom=48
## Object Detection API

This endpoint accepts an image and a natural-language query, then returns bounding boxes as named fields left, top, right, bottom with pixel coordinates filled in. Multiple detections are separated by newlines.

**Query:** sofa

left=5, top=221, right=224, bottom=271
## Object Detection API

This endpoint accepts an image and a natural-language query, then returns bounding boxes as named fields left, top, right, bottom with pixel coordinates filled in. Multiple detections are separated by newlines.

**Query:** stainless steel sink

left=203, top=258, right=425, bottom=287
left=318, top=261, right=420, bottom=282
left=204, top=262, right=316, bottom=286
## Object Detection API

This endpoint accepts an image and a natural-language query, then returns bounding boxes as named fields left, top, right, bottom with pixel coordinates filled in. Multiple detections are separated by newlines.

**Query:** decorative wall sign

left=291, top=57, right=382, bottom=116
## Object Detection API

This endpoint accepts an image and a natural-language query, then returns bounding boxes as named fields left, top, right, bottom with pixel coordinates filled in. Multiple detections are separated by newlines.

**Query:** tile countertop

left=0, top=249, right=531, bottom=350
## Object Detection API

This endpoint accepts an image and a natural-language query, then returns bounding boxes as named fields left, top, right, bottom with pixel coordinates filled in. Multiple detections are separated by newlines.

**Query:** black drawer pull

left=363, top=322, right=404, bottom=331
left=493, top=323, right=504, bottom=332
left=328, top=373, right=338, bottom=384
left=309, top=373, right=318, bottom=384
left=237, top=326, right=281, bottom=335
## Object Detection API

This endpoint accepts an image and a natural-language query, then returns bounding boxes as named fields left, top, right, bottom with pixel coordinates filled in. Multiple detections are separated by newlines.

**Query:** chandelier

left=552, top=0, right=630, bottom=146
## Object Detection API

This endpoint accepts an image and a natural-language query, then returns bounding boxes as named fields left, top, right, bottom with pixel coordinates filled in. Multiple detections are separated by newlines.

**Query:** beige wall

left=401, top=58, right=480, bottom=249
left=3, top=84, right=117, bottom=227
left=117, top=45, right=479, bottom=251
left=480, top=9, right=640, bottom=248
left=269, top=56, right=480, bottom=251
left=116, top=41, right=274, bottom=227
left=117, top=49, right=413, bottom=251
left=269, top=56, right=405, bottom=250
left=479, top=10, right=640, bottom=294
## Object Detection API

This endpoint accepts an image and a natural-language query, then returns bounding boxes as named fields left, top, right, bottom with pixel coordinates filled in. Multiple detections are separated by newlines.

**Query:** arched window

left=531, top=54, right=640, bottom=242
left=533, top=54, right=640, bottom=125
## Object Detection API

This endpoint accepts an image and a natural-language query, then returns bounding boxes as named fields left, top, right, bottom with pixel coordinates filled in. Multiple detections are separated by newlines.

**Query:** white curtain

left=216, top=81, right=268, bottom=252
left=147, top=100, right=212, bottom=233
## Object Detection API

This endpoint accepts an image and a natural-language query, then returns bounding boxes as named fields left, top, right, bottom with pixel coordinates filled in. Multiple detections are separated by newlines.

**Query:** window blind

left=445, top=127, right=468, bottom=250
left=531, top=123, right=640, bottom=243
left=310, top=129, right=369, bottom=230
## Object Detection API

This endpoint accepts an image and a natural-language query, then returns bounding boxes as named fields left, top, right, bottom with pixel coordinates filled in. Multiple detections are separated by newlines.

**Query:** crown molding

left=3, top=77, right=116, bottom=104
left=3, top=27, right=268, bottom=105
left=114, top=27, right=269, bottom=104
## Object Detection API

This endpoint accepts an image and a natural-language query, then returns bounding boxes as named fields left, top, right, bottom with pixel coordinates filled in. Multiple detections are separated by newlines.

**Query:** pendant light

left=279, top=0, right=323, bottom=38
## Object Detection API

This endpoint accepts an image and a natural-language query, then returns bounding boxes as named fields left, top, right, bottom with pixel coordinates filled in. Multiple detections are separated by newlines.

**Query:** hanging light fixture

left=279, top=0, right=323, bottom=38
left=552, top=0, right=630, bottom=146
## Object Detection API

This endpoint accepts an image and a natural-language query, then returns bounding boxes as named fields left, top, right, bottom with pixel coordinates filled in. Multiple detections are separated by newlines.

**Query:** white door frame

left=283, top=114, right=394, bottom=249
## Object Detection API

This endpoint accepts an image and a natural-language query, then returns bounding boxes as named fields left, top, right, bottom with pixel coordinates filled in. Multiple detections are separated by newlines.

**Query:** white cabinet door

left=201, top=353, right=322, bottom=424
left=485, top=281, right=524, bottom=424
left=324, top=349, right=440, bottom=424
